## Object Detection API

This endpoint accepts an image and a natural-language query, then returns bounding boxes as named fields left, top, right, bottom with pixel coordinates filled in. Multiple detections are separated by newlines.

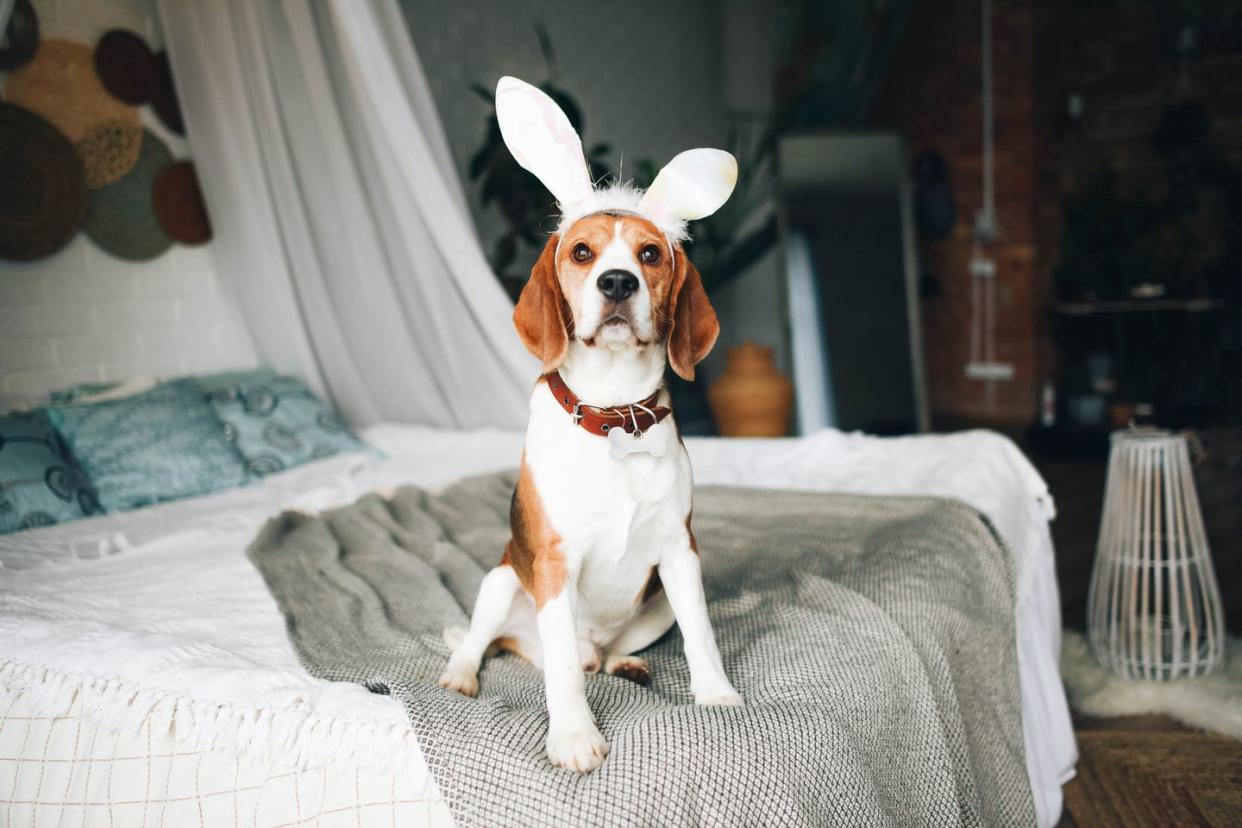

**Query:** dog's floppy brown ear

left=514, top=235, right=570, bottom=372
left=666, top=250, right=720, bottom=381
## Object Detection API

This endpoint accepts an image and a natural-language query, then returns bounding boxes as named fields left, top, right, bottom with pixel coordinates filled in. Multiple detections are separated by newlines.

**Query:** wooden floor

left=1032, top=442, right=1242, bottom=828
left=1057, top=714, right=1242, bottom=828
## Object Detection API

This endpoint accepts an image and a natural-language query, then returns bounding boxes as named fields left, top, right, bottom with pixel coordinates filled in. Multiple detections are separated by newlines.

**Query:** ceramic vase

left=707, top=342, right=794, bottom=437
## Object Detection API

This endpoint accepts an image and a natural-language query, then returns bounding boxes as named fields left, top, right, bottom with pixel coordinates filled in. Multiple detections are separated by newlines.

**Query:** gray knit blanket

left=248, top=471, right=1035, bottom=827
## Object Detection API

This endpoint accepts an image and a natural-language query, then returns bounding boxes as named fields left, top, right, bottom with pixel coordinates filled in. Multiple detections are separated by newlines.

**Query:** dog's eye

left=639, top=244, right=661, bottom=265
left=572, top=243, right=593, bottom=262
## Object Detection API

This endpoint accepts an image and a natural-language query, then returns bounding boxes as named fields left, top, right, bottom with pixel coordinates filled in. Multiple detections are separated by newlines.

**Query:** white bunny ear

left=495, top=76, right=593, bottom=209
left=637, top=149, right=738, bottom=226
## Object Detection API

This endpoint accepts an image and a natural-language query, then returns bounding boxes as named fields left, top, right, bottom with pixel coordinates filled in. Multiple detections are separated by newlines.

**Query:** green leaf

left=697, top=216, right=778, bottom=293
left=467, top=148, right=490, bottom=180
left=469, top=83, right=494, bottom=104
left=634, top=159, right=658, bottom=189
left=493, top=234, right=517, bottom=272
left=480, top=175, right=503, bottom=206
left=534, top=22, right=557, bottom=77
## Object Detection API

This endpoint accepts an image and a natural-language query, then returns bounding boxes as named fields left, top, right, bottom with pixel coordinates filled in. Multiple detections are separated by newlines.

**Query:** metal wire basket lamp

left=1087, top=428, right=1225, bottom=680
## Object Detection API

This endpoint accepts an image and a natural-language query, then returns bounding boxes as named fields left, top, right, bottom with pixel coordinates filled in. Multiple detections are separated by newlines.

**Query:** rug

left=1066, top=727, right=1242, bottom=827
left=1061, top=630, right=1242, bottom=740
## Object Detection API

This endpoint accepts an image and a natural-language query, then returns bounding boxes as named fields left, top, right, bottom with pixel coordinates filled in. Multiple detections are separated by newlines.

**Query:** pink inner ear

left=498, top=81, right=592, bottom=208
left=544, top=107, right=579, bottom=146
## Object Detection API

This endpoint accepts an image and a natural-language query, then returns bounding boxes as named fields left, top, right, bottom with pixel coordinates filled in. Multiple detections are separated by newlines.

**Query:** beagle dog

left=438, top=78, right=742, bottom=773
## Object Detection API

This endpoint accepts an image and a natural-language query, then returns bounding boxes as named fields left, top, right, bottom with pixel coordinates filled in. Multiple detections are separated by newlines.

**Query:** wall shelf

left=1054, top=298, right=1229, bottom=316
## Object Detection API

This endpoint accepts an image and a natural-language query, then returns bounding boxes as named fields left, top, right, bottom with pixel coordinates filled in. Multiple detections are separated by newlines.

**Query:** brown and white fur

left=438, top=211, right=741, bottom=772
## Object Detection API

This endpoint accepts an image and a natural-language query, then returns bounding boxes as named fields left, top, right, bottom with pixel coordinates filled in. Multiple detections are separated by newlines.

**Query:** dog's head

left=514, top=214, right=718, bottom=380
left=496, top=76, right=733, bottom=381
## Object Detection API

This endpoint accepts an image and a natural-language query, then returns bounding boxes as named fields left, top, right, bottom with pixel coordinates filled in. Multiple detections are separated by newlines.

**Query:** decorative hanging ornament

left=3, top=38, right=142, bottom=188
left=0, top=103, right=88, bottom=261
left=83, top=128, right=174, bottom=261
left=150, top=51, right=185, bottom=135
left=94, top=29, right=158, bottom=105
left=0, top=0, right=39, bottom=71
left=153, top=161, right=212, bottom=244
left=493, top=76, right=737, bottom=249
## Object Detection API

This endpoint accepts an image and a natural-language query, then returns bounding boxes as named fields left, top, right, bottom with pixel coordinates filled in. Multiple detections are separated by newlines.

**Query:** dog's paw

left=694, top=684, right=743, bottom=707
left=578, top=639, right=602, bottom=674
left=604, top=655, right=651, bottom=686
left=546, top=720, right=609, bottom=773
left=437, top=660, right=479, bottom=697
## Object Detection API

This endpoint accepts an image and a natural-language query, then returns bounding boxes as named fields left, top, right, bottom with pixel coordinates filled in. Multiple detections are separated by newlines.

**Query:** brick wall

left=1038, top=3, right=1242, bottom=293
left=873, top=0, right=1047, bottom=428
left=873, top=1, right=1242, bottom=429
left=0, top=0, right=257, bottom=401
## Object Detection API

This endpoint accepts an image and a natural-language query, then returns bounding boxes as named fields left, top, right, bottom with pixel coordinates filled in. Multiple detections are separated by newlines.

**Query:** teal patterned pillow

left=206, top=375, right=364, bottom=477
left=48, top=380, right=123, bottom=404
left=0, top=411, right=100, bottom=533
left=46, top=379, right=249, bottom=512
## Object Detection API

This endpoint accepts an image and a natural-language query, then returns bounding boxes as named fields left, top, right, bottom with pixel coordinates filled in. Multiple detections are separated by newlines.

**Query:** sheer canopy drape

left=157, top=0, right=535, bottom=428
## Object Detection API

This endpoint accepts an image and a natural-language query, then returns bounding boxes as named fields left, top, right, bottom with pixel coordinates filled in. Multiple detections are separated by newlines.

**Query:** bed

left=0, top=424, right=1076, bottom=827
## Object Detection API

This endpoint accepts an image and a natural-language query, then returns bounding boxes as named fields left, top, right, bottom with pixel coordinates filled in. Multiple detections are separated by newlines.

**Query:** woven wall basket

left=94, top=29, right=157, bottom=105
left=153, top=161, right=212, bottom=244
left=150, top=51, right=185, bottom=135
left=83, top=128, right=173, bottom=261
left=0, top=0, right=39, bottom=71
left=0, top=103, right=88, bottom=261
left=4, top=38, right=142, bottom=188
left=1087, top=429, right=1226, bottom=681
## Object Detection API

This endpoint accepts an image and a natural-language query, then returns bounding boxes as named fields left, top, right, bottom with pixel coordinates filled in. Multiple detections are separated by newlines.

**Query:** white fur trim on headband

left=495, top=76, right=736, bottom=245
left=554, top=182, right=690, bottom=243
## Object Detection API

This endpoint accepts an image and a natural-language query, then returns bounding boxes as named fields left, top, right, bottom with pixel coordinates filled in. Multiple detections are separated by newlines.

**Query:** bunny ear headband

left=494, top=76, right=737, bottom=252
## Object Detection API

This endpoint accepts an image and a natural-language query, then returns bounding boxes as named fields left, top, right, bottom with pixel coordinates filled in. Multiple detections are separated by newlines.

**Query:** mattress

left=0, top=424, right=1076, bottom=827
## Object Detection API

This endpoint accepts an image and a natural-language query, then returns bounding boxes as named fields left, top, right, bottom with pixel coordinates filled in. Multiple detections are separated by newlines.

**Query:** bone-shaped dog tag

left=608, top=421, right=669, bottom=460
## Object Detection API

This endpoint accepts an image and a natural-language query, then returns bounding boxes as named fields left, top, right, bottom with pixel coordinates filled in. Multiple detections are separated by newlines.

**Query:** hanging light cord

left=980, top=0, right=994, bottom=238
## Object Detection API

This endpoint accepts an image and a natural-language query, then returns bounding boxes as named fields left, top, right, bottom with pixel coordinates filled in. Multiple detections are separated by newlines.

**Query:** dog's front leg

left=659, top=533, right=743, bottom=707
left=537, top=572, right=609, bottom=772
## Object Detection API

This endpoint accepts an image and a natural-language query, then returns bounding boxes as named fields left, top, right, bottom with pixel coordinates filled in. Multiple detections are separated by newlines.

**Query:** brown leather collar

left=546, top=371, right=671, bottom=437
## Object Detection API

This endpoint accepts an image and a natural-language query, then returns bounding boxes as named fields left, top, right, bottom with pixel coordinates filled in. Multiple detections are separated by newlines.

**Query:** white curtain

left=157, top=0, right=535, bottom=428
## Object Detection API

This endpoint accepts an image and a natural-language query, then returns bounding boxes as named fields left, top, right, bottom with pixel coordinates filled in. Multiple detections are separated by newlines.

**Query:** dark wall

left=872, top=0, right=1046, bottom=427
left=871, top=1, right=1242, bottom=429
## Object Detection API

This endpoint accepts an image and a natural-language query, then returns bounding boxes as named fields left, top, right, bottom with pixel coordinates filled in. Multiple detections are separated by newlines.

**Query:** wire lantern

left=1088, top=428, right=1225, bottom=680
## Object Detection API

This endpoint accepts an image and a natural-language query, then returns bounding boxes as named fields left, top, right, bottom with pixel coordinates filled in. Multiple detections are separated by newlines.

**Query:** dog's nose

left=597, top=270, right=639, bottom=302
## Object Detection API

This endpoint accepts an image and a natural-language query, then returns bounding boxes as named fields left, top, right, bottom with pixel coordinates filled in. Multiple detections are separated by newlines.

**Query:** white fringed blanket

left=0, top=425, right=1075, bottom=825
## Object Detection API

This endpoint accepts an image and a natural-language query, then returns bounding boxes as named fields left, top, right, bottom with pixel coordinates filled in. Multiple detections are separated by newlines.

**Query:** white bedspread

left=0, top=425, right=1075, bottom=826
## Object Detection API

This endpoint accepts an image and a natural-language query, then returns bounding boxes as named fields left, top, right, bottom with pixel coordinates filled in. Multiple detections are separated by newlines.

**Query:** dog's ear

left=514, top=236, right=570, bottom=373
left=666, top=250, right=719, bottom=381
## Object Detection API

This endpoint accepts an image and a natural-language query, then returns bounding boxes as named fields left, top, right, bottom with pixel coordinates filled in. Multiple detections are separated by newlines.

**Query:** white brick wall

left=0, top=0, right=259, bottom=401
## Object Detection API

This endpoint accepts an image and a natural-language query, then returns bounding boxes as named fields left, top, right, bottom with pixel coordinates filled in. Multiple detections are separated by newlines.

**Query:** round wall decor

left=4, top=38, right=143, bottom=188
left=0, top=0, right=39, bottom=71
left=76, top=119, right=143, bottom=188
left=94, top=29, right=157, bottom=105
left=149, top=51, right=185, bottom=135
left=83, top=128, right=174, bottom=261
left=153, top=161, right=212, bottom=244
left=0, top=103, right=88, bottom=261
